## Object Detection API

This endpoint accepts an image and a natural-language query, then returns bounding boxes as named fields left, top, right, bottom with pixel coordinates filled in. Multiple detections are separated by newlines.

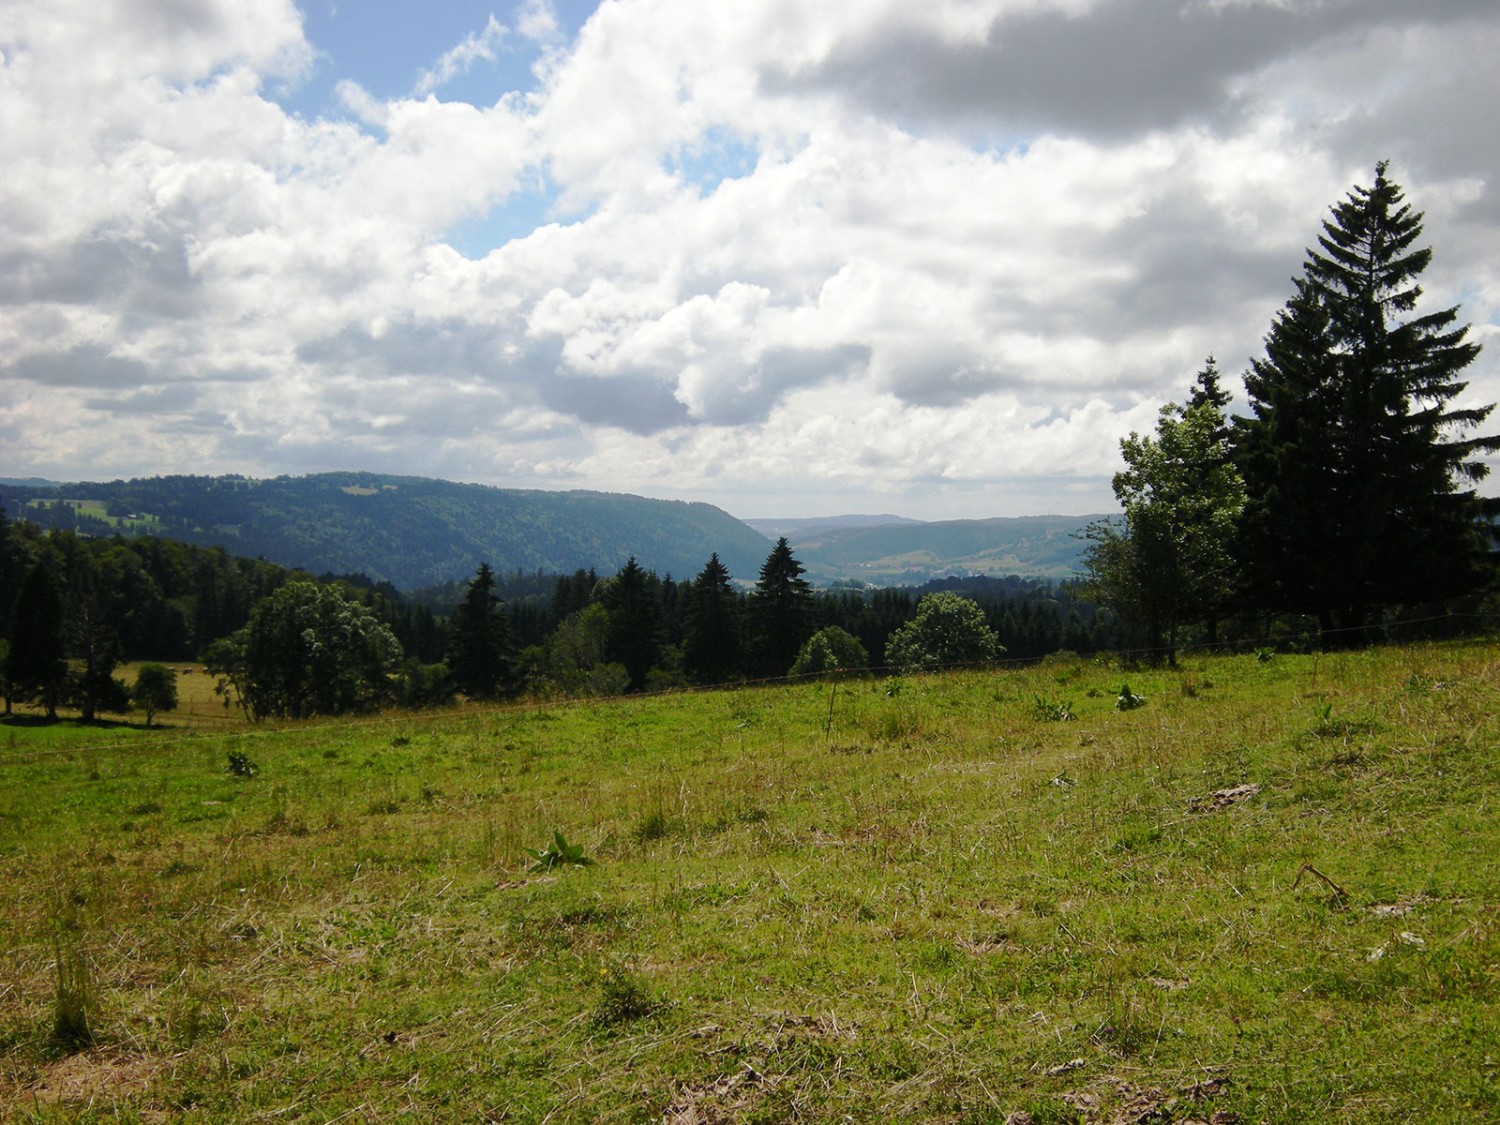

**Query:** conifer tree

left=0, top=503, right=34, bottom=642
left=445, top=562, right=517, bottom=699
left=7, top=557, right=68, bottom=718
left=600, top=556, right=663, bottom=691
left=747, top=538, right=815, bottom=676
left=682, top=553, right=743, bottom=685
left=1235, top=163, right=1499, bottom=641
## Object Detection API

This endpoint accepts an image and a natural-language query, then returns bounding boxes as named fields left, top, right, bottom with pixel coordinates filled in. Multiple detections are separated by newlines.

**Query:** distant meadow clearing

left=1, top=642, right=1497, bottom=1123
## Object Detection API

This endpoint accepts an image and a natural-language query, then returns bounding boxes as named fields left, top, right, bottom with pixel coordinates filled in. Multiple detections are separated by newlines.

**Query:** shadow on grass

left=1, top=713, right=159, bottom=732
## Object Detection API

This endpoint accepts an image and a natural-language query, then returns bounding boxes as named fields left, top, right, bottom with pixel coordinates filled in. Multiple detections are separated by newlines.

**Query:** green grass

left=1, top=642, right=1498, bottom=1122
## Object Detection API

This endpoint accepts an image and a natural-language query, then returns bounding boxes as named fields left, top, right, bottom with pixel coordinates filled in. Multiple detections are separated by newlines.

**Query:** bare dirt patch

left=1058, top=1074, right=1237, bottom=1125
left=662, top=1068, right=779, bottom=1125
left=1188, top=783, right=1261, bottom=813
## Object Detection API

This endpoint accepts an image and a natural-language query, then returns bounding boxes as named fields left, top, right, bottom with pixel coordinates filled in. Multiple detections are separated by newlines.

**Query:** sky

left=3, top=0, right=1500, bottom=521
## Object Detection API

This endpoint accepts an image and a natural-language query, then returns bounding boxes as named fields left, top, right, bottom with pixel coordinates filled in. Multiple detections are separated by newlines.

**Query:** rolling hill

left=3, top=473, right=774, bottom=590
left=4, top=474, right=1103, bottom=588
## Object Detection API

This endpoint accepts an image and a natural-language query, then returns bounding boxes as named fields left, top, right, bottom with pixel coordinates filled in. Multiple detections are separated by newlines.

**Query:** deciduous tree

left=1086, top=359, right=1245, bottom=664
left=884, top=592, right=1002, bottom=672
left=543, top=603, right=628, bottom=697
left=205, top=582, right=402, bottom=720
left=790, top=625, right=868, bottom=678
left=67, top=577, right=128, bottom=722
left=131, top=663, right=178, bottom=726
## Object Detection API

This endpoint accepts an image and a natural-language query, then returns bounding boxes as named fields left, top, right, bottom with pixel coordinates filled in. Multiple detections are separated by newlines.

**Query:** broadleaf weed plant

left=226, top=751, right=259, bottom=778
left=1032, top=694, right=1076, bottom=722
left=525, top=830, right=594, bottom=872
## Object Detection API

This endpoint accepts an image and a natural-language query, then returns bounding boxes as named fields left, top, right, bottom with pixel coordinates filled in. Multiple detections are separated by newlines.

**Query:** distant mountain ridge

left=4, top=473, right=1102, bottom=588
left=3, top=473, right=774, bottom=590
left=777, top=514, right=1099, bottom=581
left=741, top=514, right=923, bottom=539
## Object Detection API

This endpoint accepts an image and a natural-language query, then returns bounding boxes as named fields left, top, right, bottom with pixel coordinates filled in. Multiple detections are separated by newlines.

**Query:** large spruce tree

left=1235, top=162, right=1499, bottom=641
left=747, top=538, right=815, bottom=677
left=7, top=557, right=69, bottom=718
left=445, top=563, right=517, bottom=699
left=682, top=553, right=743, bottom=685
left=600, top=557, right=664, bottom=691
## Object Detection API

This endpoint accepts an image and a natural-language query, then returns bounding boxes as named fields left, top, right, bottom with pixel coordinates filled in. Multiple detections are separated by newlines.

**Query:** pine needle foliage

left=1236, top=162, right=1500, bottom=640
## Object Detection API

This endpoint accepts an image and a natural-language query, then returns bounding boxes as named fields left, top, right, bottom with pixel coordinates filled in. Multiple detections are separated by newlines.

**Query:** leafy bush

left=791, top=626, right=869, bottom=678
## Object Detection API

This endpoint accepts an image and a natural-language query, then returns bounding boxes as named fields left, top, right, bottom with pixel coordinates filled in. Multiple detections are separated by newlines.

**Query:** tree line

left=201, top=543, right=1123, bottom=718
left=1085, top=163, right=1500, bottom=661
left=0, top=504, right=1122, bottom=722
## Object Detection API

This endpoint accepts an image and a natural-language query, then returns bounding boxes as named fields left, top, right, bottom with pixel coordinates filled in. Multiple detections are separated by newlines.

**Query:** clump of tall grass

left=51, top=939, right=93, bottom=1049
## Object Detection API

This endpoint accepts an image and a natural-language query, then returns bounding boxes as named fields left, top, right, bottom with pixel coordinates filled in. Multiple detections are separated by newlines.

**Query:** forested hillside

left=5, top=475, right=1102, bottom=589
left=4, top=473, right=772, bottom=589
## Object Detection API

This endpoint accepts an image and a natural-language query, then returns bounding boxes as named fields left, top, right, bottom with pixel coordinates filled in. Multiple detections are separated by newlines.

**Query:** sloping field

left=1, top=643, right=1497, bottom=1122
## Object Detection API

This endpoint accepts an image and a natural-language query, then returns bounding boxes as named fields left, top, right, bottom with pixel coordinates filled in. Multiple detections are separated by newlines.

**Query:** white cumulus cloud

left=2, top=0, right=1499, bottom=522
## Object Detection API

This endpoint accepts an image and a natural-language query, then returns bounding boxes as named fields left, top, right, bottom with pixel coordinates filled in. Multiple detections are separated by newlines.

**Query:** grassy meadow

left=1, top=642, right=1498, bottom=1122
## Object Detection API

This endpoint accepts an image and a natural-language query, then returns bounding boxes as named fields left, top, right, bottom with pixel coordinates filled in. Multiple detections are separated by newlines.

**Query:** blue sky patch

left=665, top=127, right=760, bottom=197
left=278, top=0, right=602, bottom=118
left=442, top=178, right=571, bottom=257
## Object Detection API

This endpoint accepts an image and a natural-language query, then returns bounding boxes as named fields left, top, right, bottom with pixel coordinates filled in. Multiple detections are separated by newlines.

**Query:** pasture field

left=123, top=664, right=232, bottom=726
left=21, top=500, right=164, bottom=536
left=1, top=643, right=1497, bottom=1122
